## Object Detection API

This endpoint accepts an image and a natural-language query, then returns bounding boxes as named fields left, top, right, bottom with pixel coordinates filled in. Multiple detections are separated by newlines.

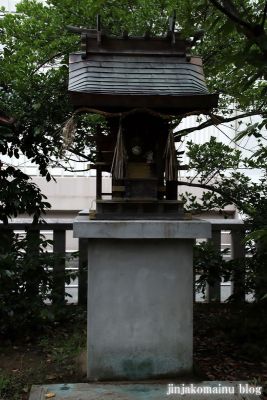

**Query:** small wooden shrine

left=68, top=18, right=218, bottom=219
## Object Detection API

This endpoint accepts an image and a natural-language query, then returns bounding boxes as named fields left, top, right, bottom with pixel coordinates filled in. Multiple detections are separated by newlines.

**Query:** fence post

left=231, top=228, right=246, bottom=302
left=78, top=238, right=88, bottom=306
left=193, top=239, right=196, bottom=303
left=25, top=228, right=40, bottom=297
left=53, top=229, right=66, bottom=305
left=96, top=166, right=102, bottom=199
left=207, top=229, right=221, bottom=302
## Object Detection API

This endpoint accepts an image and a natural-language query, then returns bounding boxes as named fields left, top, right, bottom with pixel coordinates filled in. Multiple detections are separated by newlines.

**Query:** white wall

left=32, top=176, right=111, bottom=212
left=1, top=0, right=18, bottom=11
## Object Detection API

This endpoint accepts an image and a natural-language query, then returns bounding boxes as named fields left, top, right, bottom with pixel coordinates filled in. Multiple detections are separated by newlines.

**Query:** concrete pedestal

left=73, top=217, right=211, bottom=381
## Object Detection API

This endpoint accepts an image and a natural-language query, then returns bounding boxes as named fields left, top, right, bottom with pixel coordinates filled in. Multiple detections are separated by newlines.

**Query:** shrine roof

left=68, top=33, right=218, bottom=113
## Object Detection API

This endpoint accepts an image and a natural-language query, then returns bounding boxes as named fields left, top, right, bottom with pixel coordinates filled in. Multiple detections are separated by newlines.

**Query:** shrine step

left=29, top=382, right=262, bottom=400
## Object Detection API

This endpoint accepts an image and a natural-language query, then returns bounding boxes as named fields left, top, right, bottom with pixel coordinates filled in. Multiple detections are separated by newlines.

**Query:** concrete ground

left=29, top=382, right=261, bottom=400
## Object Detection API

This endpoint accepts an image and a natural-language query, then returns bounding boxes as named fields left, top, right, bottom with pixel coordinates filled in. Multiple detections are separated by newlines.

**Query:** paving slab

left=29, top=382, right=262, bottom=400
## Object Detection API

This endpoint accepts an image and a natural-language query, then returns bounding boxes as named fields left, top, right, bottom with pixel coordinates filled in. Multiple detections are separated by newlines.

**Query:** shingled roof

left=68, top=30, right=218, bottom=113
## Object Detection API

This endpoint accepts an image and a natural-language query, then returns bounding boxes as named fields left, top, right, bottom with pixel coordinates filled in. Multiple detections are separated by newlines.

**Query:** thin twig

left=174, top=110, right=267, bottom=139
left=214, top=124, right=254, bottom=153
left=177, top=179, right=243, bottom=208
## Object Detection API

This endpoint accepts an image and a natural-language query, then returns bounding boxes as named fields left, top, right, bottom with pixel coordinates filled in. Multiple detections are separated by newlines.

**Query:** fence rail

left=0, top=219, right=246, bottom=305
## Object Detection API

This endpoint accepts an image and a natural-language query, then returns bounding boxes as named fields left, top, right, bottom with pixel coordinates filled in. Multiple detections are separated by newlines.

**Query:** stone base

left=73, top=217, right=211, bottom=380
left=95, top=199, right=185, bottom=220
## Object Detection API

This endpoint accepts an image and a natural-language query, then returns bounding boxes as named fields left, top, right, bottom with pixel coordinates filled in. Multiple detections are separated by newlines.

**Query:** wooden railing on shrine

left=0, top=219, right=247, bottom=305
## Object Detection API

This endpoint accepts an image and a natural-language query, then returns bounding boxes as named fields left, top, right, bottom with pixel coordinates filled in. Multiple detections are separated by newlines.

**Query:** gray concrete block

left=73, top=217, right=211, bottom=239
left=72, top=218, right=211, bottom=380
left=87, top=238, right=194, bottom=380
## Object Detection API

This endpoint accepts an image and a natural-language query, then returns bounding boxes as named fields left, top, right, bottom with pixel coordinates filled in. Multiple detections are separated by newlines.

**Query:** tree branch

left=178, top=180, right=222, bottom=194
left=30, top=40, right=79, bottom=76
left=209, top=0, right=267, bottom=58
left=174, top=110, right=267, bottom=139
left=56, top=164, right=90, bottom=173
left=177, top=180, right=242, bottom=208
left=30, top=52, right=64, bottom=75
left=68, top=147, right=92, bottom=161
left=209, top=0, right=252, bottom=31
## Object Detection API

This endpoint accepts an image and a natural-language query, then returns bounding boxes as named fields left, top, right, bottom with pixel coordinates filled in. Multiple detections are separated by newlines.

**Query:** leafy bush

left=193, top=241, right=230, bottom=298
left=0, top=230, right=77, bottom=337
left=0, top=166, right=51, bottom=224
left=194, top=237, right=267, bottom=303
left=244, top=237, right=267, bottom=302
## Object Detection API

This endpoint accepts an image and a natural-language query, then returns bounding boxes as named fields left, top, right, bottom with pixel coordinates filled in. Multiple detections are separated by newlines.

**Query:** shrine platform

left=29, top=382, right=261, bottom=400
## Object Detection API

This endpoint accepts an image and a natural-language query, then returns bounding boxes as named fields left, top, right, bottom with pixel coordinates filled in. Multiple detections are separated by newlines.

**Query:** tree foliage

left=179, top=137, right=267, bottom=222
left=1, top=0, right=267, bottom=140
left=0, top=231, right=54, bottom=335
left=0, top=0, right=266, bottom=222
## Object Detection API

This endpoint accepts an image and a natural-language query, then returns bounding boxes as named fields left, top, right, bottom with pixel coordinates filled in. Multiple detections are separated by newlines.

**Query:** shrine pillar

left=74, top=216, right=211, bottom=380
